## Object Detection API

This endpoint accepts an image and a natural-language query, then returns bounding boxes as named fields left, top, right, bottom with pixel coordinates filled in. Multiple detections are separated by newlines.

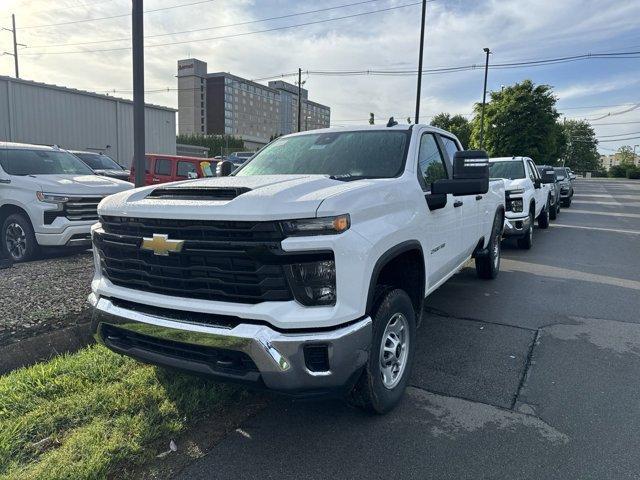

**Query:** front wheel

left=476, top=212, right=502, bottom=279
left=550, top=200, right=558, bottom=220
left=517, top=212, right=534, bottom=250
left=348, top=287, right=416, bottom=414
left=2, top=213, right=39, bottom=262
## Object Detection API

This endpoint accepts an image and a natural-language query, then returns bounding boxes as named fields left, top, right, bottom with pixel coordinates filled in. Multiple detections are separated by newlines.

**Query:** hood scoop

left=147, top=186, right=251, bottom=201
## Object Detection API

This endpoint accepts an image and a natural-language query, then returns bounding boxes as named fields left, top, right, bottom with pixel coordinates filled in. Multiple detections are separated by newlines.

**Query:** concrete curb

left=0, top=322, right=94, bottom=375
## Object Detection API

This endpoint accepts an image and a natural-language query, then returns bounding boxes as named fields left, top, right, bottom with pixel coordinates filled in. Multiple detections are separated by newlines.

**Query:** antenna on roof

left=387, top=117, right=398, bottom=127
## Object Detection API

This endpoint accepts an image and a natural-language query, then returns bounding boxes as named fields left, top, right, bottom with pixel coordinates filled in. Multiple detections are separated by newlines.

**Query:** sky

left=1, top=0, right=639, bottom=154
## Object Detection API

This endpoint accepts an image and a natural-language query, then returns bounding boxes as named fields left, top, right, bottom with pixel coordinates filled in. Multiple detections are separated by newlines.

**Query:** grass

left=0, top=345, right=238, bottom=480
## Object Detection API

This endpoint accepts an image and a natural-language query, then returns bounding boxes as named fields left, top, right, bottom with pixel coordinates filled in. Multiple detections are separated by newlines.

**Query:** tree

left=616, top=145, right=636, bottom=167
left=430, top=113, right=472, bottom=148
left=561, top=120, right=600, bottom=172
left=469, top=80, right=564, bottom=164
left=176, top=134, right=244, bottom=157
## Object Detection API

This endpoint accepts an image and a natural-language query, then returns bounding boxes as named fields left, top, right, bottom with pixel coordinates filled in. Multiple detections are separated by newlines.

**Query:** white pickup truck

left=89, top=125, right=505, bottom=413
left=0, top=142, right=132, bottom=262
left=488, top=156, right=555, bottom=249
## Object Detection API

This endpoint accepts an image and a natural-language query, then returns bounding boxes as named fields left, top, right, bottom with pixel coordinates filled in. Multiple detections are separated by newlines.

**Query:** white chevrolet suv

left=89, top=125, right=505, bottom=413
left=0, top=142, right=132, bottom=262
left=489, top=156, right=554, bottom=249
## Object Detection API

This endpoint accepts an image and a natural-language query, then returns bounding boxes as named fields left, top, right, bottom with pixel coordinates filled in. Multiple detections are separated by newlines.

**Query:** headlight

left=285, top=260, right=336, bottom=306
left=36, top=192, right=69, bottom=203
left=281, top=214, right=350, bottom=236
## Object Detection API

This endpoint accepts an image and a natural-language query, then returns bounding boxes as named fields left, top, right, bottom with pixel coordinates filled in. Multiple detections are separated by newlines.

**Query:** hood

left=98, top=174, right=374, bottom=220
left=31, top=174, right=133, bottom=195
left=502, top=178, right=528, bottom=192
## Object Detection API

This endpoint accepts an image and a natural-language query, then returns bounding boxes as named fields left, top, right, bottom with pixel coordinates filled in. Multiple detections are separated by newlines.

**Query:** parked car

left=71, top=151, right=130, bottom=182
left=226, top=151, right=255, bottom=168
left=0, top=142, right=132, bottom=262
left=554, top=167, right=574, bottom=207
left=129, top=154, right=218, bottom=186
left=89, top=125, right=505, bottom=414
left=537, top=165, right=560, bottom=220
left=567, top=168, right=577, bottom=181
left=489, top=156, right=554, bottom=249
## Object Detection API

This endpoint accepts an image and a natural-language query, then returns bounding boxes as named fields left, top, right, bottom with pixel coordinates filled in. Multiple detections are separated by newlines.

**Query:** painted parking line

left=560, top=209, right=640, bottom=219
left=502, top=259, right=640, bottom=291
left=571, top=200, right=640, bottom=207
left=550, top=224, right=640, bottom=235
left=575, top=194, right=640, bottom=200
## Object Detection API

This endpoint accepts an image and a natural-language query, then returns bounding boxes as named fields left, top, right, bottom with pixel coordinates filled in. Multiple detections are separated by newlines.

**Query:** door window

left=177, top=161, right=197, bottom=178
left=527, top=160, right=540, bottom=181
left=441, top=136, right=460, bottom=161
left=155, top=159, right=172, bottom=176
left=417, top=133, right=448, bottom=191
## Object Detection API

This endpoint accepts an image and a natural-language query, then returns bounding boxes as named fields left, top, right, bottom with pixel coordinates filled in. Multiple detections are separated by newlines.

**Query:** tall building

left=177, top=59, right=331, bottom=148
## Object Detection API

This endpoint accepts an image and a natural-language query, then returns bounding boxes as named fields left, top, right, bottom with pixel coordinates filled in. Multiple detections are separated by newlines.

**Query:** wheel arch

left=366, top=240, right=425, bottom=320
left=0, top=203, right=33, bottom=227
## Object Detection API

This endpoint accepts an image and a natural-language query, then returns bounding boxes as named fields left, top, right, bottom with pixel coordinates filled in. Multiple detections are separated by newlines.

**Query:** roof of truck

left=0, top=141, right=58, bottom=151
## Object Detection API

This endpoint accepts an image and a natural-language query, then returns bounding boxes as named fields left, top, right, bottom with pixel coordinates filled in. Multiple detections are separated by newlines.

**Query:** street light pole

left=414, top=0, right=427, bottom=125
left=297, top=68, right=302, bottom=132
left=132, top=0, right=145, bottom=188
left=479, top=47, right=491, bottom=149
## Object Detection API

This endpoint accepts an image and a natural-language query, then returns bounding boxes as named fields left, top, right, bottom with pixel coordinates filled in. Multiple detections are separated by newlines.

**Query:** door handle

left=475, top=195, right=483, bottom=201
left=453, top=200, right=463, bottom=208
left=152, top=178, right=160, bottom=182
left=0, top=179, right=10, bottom=184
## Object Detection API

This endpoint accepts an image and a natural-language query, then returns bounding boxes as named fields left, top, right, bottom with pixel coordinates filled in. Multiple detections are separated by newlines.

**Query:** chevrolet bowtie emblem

left=140, top=234, right=185, bottom=256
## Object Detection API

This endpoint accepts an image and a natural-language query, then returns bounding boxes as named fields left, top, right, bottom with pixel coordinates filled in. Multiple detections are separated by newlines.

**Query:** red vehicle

left=129, top=154, right=217, bottom=186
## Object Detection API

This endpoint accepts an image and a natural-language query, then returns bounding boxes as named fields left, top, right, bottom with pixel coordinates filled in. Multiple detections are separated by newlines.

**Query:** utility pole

left=297, top=68, right=302, bottom=132
left=479, top=47, right=491, bottom=149
left=414, top=0, right=427, bottom=125
left=132, top=0, right=145, bottom=188
left=2, top=14, right=25, bottom=78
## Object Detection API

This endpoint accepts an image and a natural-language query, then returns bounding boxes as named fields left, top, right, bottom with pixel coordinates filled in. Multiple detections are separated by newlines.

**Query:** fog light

left=286, top=260, right=336, bottom=306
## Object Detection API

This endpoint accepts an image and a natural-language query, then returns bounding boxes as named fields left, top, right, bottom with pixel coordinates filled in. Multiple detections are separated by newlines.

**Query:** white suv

left=0, top=142, right=132, bottom=261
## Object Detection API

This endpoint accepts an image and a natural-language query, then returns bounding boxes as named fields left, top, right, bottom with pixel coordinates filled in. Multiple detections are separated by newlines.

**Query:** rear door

left=527, top=159, right=545, bottom=215
left=152, top=157, right=174, bottom=184
left=415, top=131, right=461, bottom=287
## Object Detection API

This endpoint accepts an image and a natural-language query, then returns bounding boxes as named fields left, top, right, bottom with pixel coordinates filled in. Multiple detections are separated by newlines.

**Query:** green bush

left=626, top=166, right=640, bottom=179
left=609, top=165, right=627, bottom=178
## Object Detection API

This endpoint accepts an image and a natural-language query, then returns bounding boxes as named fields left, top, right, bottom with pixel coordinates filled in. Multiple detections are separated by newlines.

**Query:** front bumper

left=503, top=214, right=531, bottom=237
left=35, top=223, right=94, bottom=246
left=89, top=294, right=372, bottom=395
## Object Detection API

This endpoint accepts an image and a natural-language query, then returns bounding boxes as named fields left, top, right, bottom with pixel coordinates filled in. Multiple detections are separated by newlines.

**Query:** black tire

left=550, top=200, right=558, bottom=220
left=538, top=201, right=550, bottom=229
left=517, top=212, right=534, bottom=250
left=348, top=287, right=416, bottom=414
left=563, top=197, right=572, bottom=208
left=476, top=212, right=502, bottom=279
left=2, top=213, right=39, bottom=262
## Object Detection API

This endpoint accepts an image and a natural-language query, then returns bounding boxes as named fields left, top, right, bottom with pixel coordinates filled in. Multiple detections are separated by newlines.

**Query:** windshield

left=236, top=130, right=409, bottom=179
left=0, top=149, right=95, bottom=176
left=489, top=160, right=525, bottom=180
left=74, top=152, right=122, bottom=170
left=554, top=168, right=566, bottom=180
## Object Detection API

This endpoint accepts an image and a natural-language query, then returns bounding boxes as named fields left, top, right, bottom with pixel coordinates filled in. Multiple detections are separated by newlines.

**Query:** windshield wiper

left=329, top=174, right=372, bottom=182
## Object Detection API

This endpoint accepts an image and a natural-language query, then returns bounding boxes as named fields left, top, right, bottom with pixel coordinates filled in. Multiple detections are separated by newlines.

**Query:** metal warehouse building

left=0, top=75, right=176, bottom=167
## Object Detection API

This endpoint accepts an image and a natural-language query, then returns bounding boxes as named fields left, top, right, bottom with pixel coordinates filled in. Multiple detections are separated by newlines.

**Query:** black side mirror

left=432, top=178, right=489, bottom=196
left=452, top=150, right=489, bottom=180
left=534, top=178, right=541, bottom=189
left=216, top=160, right=234, bottom=177
left=541, top=171, right=555, bottom=184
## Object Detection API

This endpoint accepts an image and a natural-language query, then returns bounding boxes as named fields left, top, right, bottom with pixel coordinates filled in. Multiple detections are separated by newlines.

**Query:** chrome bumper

left=503, top=214, right=531, bottom=237
left=89, top=295, right=372, bottom=394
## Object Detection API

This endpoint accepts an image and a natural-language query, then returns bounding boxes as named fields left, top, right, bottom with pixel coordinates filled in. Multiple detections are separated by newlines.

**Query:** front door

left=416, top=132, right=461, bottom=288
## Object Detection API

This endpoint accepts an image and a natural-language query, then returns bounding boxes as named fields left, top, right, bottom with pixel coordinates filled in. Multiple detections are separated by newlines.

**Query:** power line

left=20, top=0, right=218, bottom=29
left=26, top=0, right=389, bottom=48
left=21, top=1, right=425, bottom=55
left=25, top=0, right=121, bottom=15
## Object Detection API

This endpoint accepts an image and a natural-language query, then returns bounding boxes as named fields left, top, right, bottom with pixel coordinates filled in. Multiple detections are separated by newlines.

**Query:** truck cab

left=89, top=125, right=505, bottom=413
left=489, top=156, right=554, bottom=249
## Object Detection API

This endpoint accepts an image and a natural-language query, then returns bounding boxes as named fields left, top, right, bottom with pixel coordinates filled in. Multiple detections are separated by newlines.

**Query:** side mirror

left=452, top=150, right=489, bottom=180
left=541, top=171, right=555, bottom=184
left=432, top=178, right=489, bottom=196
left=216, top=160, right=234, bottom=177
left=534, top=178, right=542, bottom=189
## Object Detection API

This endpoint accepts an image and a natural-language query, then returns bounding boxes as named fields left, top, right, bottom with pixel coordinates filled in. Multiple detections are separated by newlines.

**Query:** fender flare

left=365, top=240, right=425, bottom=314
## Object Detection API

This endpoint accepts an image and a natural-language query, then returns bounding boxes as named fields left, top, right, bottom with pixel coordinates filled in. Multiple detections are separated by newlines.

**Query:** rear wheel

left=563, top=197, right=572, bottom=208
left=538, top=200, right=550, bottom=229
left=517, top=212, right=534, bottom=250
left=348, top=287, right=416, bottom=414
left=2, top=213, right=39, bottom=262
left=476, top=212, right=502, bottom=279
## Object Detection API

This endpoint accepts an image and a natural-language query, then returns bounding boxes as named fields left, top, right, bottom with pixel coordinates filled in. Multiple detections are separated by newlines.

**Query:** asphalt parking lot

left=179, top=178, right=640, bottom=480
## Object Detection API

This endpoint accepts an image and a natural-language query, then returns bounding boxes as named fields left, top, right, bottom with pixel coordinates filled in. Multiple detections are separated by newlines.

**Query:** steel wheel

left=5, top=222, right=27, bottom=261
left=379, top=313, right=410, bottom=389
